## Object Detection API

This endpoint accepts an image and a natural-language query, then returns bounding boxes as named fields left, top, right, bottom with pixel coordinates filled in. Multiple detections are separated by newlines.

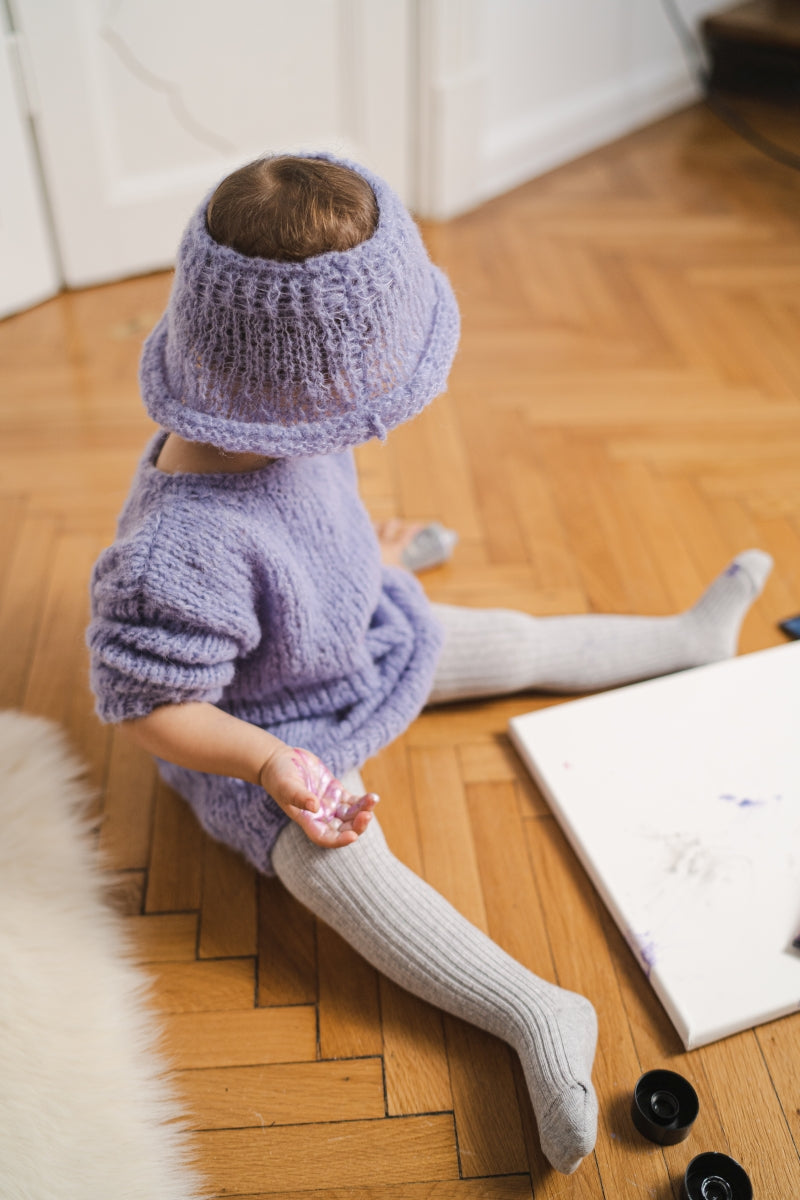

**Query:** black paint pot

left=631, top=1069, right=699, bottom=1145
left=681, top=1152, right=753, bottom=1200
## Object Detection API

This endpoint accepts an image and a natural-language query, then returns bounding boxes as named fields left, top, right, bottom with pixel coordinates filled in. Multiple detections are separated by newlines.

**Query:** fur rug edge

left=0, top=710, right=208, bottom=1200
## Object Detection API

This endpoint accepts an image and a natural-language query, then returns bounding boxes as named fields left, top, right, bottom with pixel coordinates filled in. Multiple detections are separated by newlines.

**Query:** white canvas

left=508, top=642, right=800, bottom=1050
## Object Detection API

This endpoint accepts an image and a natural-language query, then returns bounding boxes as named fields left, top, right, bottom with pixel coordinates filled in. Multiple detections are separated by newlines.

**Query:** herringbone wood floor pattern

left=2, top=104, right=800, bottom=1198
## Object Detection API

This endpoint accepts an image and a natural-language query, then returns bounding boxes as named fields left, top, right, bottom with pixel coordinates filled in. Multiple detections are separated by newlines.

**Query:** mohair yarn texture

left=140, top=152, right=461, bottom=457
left=87, top=436, right=443, bottom=874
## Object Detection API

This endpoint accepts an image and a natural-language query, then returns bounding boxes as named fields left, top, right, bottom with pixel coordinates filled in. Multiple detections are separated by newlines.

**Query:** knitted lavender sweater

left=87, top=434, right=443, bottom=873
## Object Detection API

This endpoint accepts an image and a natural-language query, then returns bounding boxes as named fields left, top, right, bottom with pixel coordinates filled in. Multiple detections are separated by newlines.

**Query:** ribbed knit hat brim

left=139, top=153, right=460, bottom=457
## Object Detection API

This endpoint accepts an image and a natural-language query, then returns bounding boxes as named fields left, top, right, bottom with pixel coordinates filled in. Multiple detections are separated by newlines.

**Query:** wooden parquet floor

left=2, top=103, right=800, bottom=1198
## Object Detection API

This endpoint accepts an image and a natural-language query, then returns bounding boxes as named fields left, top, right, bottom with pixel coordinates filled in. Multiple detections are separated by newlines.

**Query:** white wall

left=0, top=4, right=60, bottom=317
left=416, top=0, right=720, bottom=218
left=10, top=0, right=411, bottom=288
left=3, top=0, right=723, bottom=298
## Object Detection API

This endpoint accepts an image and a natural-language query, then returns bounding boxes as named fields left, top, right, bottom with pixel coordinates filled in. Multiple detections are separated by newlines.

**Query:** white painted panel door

left=10, top=0, right=410, bottom=287
left=0, top=7, right=60, bottom=318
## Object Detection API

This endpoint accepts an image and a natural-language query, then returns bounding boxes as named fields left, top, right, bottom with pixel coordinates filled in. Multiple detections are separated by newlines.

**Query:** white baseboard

left=475, top=59, right=702, bottom=213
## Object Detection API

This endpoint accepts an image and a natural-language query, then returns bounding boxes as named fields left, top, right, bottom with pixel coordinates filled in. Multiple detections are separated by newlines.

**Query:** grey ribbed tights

left=273, top=816, right=598, bottom=1174
left=271, top=550, right=772, bottom=1175
left=428, top=550, right=772, bottom=702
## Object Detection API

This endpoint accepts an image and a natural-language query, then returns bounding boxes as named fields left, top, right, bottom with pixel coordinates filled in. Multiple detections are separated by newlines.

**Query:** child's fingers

left=296, top=811, right=367, bottom=847
left=290, top=804, right=373, bottom=847
left=331, top=805, right=374, bottom=839
left=333, top=791, right=379, bottom=821
left=347, top=809, right=373, bottom=837
left=322, top=808, right=373, bottom=842
left=330, top=811, right=373, bottom=844
left=278, top=785, right=320, bottom=815
left=286, top=806, right=328, bottom=842
left=298, top=791, right=320, bottom=814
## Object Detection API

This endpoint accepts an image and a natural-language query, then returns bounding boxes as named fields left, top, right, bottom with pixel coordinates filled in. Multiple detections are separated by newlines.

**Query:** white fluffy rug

left=0, top=711, right=205, bottom=1200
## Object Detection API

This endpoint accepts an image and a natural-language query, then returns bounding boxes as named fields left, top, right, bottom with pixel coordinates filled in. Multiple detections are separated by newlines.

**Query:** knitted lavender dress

left=88, top=434, right=443, bottom=874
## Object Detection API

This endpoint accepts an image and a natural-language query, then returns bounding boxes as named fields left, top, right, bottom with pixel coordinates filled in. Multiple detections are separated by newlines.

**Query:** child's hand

left=258, top=745, right=379, bottom=848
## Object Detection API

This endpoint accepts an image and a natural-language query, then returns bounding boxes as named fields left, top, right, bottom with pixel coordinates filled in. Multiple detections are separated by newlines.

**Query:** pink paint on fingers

left=291, top=748, right=379, bottom=833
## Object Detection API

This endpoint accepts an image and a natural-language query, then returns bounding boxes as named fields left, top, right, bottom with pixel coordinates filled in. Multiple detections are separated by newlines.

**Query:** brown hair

left=205, top=155, right=379, bottom=261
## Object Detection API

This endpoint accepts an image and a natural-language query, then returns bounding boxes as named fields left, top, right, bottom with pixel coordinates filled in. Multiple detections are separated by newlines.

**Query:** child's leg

left=428, top=549, right=772, bottom=703
left=272, top=814, right=598, bottom=1175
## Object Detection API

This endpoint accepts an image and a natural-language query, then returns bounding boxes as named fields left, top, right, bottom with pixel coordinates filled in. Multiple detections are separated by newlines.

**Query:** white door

left=11, top=0, right=411, bottom=288
left=0, top=5, right=60, bottom=319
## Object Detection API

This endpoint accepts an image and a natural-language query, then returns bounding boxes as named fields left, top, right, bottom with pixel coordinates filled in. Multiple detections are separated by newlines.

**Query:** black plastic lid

left=682, top=1152, right=753, bottom=1200
left=631, top=1069, right=699, bottom=1145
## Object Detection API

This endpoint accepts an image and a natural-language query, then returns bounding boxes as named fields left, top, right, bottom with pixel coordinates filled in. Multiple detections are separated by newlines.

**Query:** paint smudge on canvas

left=630, top=930, right=658, bottom=978
left=719, top=793, right=783, bottom=809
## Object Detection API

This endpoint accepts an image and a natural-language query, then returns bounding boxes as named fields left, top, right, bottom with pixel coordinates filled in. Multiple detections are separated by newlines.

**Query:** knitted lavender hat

left=139, top=152, right=460, bottom=457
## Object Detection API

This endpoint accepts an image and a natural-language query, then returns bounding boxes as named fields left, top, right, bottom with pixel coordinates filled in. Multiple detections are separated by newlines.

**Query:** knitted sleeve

left=87, top=512, right=261, bottom=723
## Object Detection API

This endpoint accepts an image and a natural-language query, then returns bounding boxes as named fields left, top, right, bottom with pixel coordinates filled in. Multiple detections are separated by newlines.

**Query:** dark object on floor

left=778, top=613, right=800, bottom=639
left=682, top=1152, right=753, bottom=1200
left=631, top=1069, right=699, bottom=1145
left=703, top=1, right=800, bottom=95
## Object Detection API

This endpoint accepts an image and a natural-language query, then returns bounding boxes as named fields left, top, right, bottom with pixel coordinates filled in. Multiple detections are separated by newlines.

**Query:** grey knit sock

left=272, top=817, right=598, bottom=1174
left=428, top=549, right=773, bottom=702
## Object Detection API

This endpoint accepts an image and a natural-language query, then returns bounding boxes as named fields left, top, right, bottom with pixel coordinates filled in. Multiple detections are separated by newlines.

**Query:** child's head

left=206, top=156, right=379, bottom=262
left=140, top=151, right=460, bottom=458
